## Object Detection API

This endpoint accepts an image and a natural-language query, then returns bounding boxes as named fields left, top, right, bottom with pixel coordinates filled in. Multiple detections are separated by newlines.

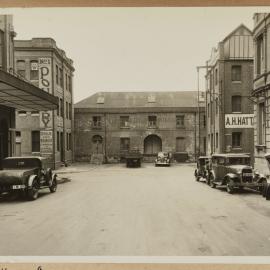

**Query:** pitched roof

left=75, top=91, right=202, bottom=109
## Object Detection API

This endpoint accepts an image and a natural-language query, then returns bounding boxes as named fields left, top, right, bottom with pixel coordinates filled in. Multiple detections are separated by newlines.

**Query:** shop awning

left=0, top=70, right=58, bottom=111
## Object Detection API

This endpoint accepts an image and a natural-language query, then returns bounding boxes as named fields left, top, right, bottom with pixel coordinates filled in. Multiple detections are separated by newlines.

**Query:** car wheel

left=49, top=178, right=57, bottom=193
left=259, top=179, right=267, bottom=194
left=265, top=183, right=270, bottom=200
left=262, top=182, right=268, bottom=197
left=27, top=178, right=39, bottom=201
left=226, top=178, right=234, bottom=194
left=195, top=170, right=199, bottom=181
left=209, top=174, right=216, bottom=188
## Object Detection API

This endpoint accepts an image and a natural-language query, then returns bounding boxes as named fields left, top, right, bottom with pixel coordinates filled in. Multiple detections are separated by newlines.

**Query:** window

left=258, top=102, right=265, bottom=145
left=59, top=98, right=64, bottom=117
left=66, top=133, right=69, bottom=150
left=97, top=96, right=104, bottom=104
left=16, top=131, right=21, bottom=143
left=57, top=132, right=60, bottom=151
left=215, top=98, right=219, bottom=114
left=18, top=111, right=27, bottom=116
left=231, top=95, right=242, bottom=113
left=0, top=30, right=4, bottom=68
left=120, top=116, right=130, bottom=128
left=31, top=111, right=39, bottom=116
left=30, top=60, right=39, bottom=80
left=57, top=98, right=60, bottom=116
left=231, top=65, right=242, bottom=81
left=148, top=116, right=157, bottom=128
left=176, top=115, right=185, bottom=128
left=66, top=101, right=69, bottom=119
left=56, top=65, right=59, bottom=84
left=120, top=138, right=130, bottom=152
left=232, top=132, right=242, bottom=148
left=257, top=34, right=264, bottom=75
left=69, top=76, right=72, bottom=92
left=59, top=68, right=63, bottom=87
left=207, top=103, right=210, bottom=118
left=16, top=60, right=26, bottom=78
left=69, top=103, right=72, bottom=120
left=215, top=68, right=218, bottom=85
left=216, top=132, right=218, bottom=148
left=65, top=73, right=68, bottom=90
left=203, top=115, right=206, bottom=127
left=92, top=116, right=101, bottom=128
left=69, top=133, right=72, bottom=151
left=31, top=131, right=40, bottom=152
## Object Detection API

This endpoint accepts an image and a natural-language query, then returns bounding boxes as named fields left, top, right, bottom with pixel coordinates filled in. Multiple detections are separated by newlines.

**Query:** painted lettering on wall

left=225, top=114, right=254, bottom=128
left=38, top=58, right=52, bottom=93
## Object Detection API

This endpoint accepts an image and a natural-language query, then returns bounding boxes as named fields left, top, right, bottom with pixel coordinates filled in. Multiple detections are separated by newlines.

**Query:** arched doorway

left=144, top=134, right=162, bottom=155
left=92, top=135, right=103, bottom=154
left=0, top=119, right=9, bottom=168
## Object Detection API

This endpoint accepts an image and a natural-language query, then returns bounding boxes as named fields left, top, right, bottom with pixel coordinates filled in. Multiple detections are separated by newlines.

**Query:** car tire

left=49, top=178, right=57, bottom=193
left=226, top=181, right=234, bottom=194
left=262, top=182, right=268, bottom=197
left=195, top=170, right=199, bottom=181
left=27, top=178, right=39, bottom=201
left=265, top=183, right=270, bottom=200
left=259, top=179, right=267, bottom=195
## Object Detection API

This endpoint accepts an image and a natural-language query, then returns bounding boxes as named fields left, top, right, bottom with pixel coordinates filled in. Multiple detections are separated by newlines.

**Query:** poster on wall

left=40, top=130, right=53, bottom=160
left=38, top=57, right=52, bottom=94
left=225, top=114, right=254, bottom=128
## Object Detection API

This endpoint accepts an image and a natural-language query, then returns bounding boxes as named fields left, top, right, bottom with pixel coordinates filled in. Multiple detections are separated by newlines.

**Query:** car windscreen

left=228, top=157, right=250, bottom=165
left=199, top=159, right=206, bottom=165
left=2, top=158, right=40, bottom=169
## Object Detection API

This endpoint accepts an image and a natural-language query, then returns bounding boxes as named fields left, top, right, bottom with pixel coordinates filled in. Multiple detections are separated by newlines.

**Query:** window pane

left=120, top=138, right=130, bottom=151
left=232, top=96, right=241, bottom=112
left=32, top=131, right=40, bottom=152
left=231, top=65, right=241, bottom=81
left=120, top=116, right=129, bottom=127
left=232, top=132, right=241, bottom=148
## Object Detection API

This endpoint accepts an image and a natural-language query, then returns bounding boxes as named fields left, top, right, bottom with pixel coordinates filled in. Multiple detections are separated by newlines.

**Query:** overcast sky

left=1, top=7, right=270, bottom=103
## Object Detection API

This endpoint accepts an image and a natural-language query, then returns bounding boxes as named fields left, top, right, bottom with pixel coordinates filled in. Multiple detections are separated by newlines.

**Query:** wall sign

left=38, top=58, right=52, bottom=94
left=225, top=114, right=254, bottom=128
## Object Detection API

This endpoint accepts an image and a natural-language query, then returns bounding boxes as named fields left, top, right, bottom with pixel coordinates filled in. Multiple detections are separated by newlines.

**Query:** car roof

left=4, top=156, right=46, bottom=161
left=211, top=153, right=250, bottom=158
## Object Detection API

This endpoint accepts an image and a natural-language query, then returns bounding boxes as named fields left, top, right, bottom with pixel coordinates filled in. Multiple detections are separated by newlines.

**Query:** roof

left=222, top=24, right=252, bottom=43
left=212, top=153, right=250, bottom=158
left=75, top=91, right=203, bottom=110
left=0, top=69, right=58, bottom=111
left=4, top=156, right=46, bottom=160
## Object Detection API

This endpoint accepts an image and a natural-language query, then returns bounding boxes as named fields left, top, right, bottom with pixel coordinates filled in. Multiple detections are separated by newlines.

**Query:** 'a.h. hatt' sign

left=38, top=58, right=52, bottom=94
left=225, top=114, right=254, bottom=128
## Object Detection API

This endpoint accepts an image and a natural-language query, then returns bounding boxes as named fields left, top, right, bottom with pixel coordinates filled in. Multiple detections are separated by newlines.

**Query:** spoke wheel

left=226, top=179, right=234, bottom=194
left=49, top=178, right=57, bottom=193
left=27, top=179, right=39, bottom=200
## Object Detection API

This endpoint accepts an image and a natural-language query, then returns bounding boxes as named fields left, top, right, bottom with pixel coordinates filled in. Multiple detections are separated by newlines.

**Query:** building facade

left=74, top=91, right=206, bottom=163
left=252, top=13, right=270, bottom=173
left=205, top=24, right=254, bottom=161
left=0, top=16, right=58, bottom=169
left=14, top=38, right=75, bottom=169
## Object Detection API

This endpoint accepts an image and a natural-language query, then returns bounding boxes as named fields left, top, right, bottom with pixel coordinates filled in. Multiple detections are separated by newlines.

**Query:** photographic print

left=0, top=3, right=270, bottom=263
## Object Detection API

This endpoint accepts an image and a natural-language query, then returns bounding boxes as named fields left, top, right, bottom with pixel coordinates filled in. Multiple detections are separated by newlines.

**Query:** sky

left=1, top=7, right=270, bottom=103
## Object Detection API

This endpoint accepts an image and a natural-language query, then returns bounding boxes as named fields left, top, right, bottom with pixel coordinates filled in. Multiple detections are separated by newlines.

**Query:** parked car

left=194, top=156, right=211, bottom=183
left=262, top=154, right=270, bottom=200
left=155, top=152, right=171, bottom=167
left=0, top=156, right=57, bottom=200
left=126, top=149, right=142, bottom=168
left=208, top=153, right=266, bottom=194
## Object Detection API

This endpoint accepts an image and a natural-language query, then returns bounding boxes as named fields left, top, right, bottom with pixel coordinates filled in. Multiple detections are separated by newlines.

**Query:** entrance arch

left=92, top=135, right=103, bottom=154
left=144, top=134, right=162, bottom=155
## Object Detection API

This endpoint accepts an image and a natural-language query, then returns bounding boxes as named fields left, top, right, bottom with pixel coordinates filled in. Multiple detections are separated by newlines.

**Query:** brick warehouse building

left=0, top=15, right=58, bottom=169
left=74, top=91, right=206, bottom=163
left=14, top=38, right=75, bottom=169
left=205, top=24, right=254, bottom=160
left=252, top=13, right=270, bottom=173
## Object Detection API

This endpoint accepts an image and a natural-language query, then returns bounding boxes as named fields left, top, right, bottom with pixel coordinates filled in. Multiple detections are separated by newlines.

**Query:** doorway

left=92, top=135, right=103, bottom=154
left=144, top=135, right=162, bottom=155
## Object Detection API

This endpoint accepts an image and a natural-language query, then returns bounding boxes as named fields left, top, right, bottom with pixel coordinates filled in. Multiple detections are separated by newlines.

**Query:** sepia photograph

left=1, top=4, right=270, bottom=260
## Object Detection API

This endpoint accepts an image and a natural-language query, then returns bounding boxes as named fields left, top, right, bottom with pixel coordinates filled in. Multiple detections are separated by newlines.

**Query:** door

left=144, top=135, right=162, bottom=155
left=92, top=135, right=103, bottom=154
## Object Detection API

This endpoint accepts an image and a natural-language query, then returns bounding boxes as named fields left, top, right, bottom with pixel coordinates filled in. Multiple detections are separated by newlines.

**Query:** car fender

left=257, top=176, right=267, bottom=183
left=28, top=174, right=37, bottom=187
left=209, top=170, right=216, bottom=180
left=225, top=173, right=238, bottom=182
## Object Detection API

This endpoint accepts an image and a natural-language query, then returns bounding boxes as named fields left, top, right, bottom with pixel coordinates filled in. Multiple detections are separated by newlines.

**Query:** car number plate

left=243, top=173, right=253, bottom=177
left=12, top=185, right=26, bottom=190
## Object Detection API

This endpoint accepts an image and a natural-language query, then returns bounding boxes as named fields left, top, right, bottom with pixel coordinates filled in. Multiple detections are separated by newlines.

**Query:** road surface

left=0, top=163, right=270, bottom=256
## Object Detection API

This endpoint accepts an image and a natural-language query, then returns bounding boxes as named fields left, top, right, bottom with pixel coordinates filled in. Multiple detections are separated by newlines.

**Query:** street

left=0, top=163, right=270, bottom=256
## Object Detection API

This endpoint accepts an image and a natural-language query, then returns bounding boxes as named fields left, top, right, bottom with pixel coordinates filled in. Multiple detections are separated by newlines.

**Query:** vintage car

left=155, top=152, right=171, bottom=167
left=194, top=156, right=211, bottom=183
left=262, top=154, right=270, bottom=200
left=0, top=156, right=57, bottom=200
left=208, top=153, right=266, bottom=194
left=126, top=149, right=142, bottom=168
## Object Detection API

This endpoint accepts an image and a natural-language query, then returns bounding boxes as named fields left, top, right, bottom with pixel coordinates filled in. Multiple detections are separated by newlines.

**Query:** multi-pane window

left=16, top=60, right=26, bottom=78
left=215, top=68, right=218, bottom=85
left=66, top=133, right=69, bottom=150
left=231, top=95, right=242, bottom=113
left=66, top=101, right=69, bottom=119
left=258, top=102, right=266, bottom=145
left=148, top=116, right=157, bottom=128
left=69, top=76, right=72, bottom=92
left=56, top=65, right=59, bottom=84
left=69, top=103, right=72, bottom=120
left=57, top=131, right=60, bottom=151
left=120, top=116, right=130, bottom=128
left=231, top=65, right=242, bottom=81
left=257, top=34, right=264, bottom=75
left=30, top=60, right=39, bottom=80
left=216, top=132, right=218, bottom=148
left=69, top=133, right=72, bottom=150
left=176, top=115, right=185, bottom=128
left=31, top=131, right=40, bottom=152
left=92, top=116, right=101, bottom=128
left=0, top=30, right=4, bottom=68
left=59, top=68, right=63, bottom=87
left=232, top=132, right=242, bottom=148
left=215, top=98, right=219, bottom=114
left=120, top=138, right=130, bottom=152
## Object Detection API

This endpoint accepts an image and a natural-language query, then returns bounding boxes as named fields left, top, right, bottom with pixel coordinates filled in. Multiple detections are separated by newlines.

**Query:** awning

left=0, top=69, right=58, bottom=111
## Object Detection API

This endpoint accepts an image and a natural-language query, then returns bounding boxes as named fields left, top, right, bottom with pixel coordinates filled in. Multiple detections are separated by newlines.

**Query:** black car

left=194, top=156, right=211, bottom=183
left=155, top=152, right=171, bottom=167
left=0, top=156, right=57, bottom=200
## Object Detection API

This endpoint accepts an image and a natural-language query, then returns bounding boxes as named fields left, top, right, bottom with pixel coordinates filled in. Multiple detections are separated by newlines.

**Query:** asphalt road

left=1, top=163, right=270, bottom=256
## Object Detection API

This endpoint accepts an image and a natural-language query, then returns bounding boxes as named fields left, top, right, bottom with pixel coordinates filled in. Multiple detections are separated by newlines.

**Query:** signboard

left=40, top=130, right=53, bottom=157
left=225, top=114, right=254, bottom=128
left=40, top=111, right=53, bottom=129
left=31, top=61, right=38, bottom=70
left=38, top=58, right=52, bottom=93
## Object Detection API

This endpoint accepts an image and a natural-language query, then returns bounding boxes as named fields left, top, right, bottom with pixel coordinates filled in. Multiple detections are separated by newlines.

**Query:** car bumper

left=233, top=182, right=262, bottom=187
